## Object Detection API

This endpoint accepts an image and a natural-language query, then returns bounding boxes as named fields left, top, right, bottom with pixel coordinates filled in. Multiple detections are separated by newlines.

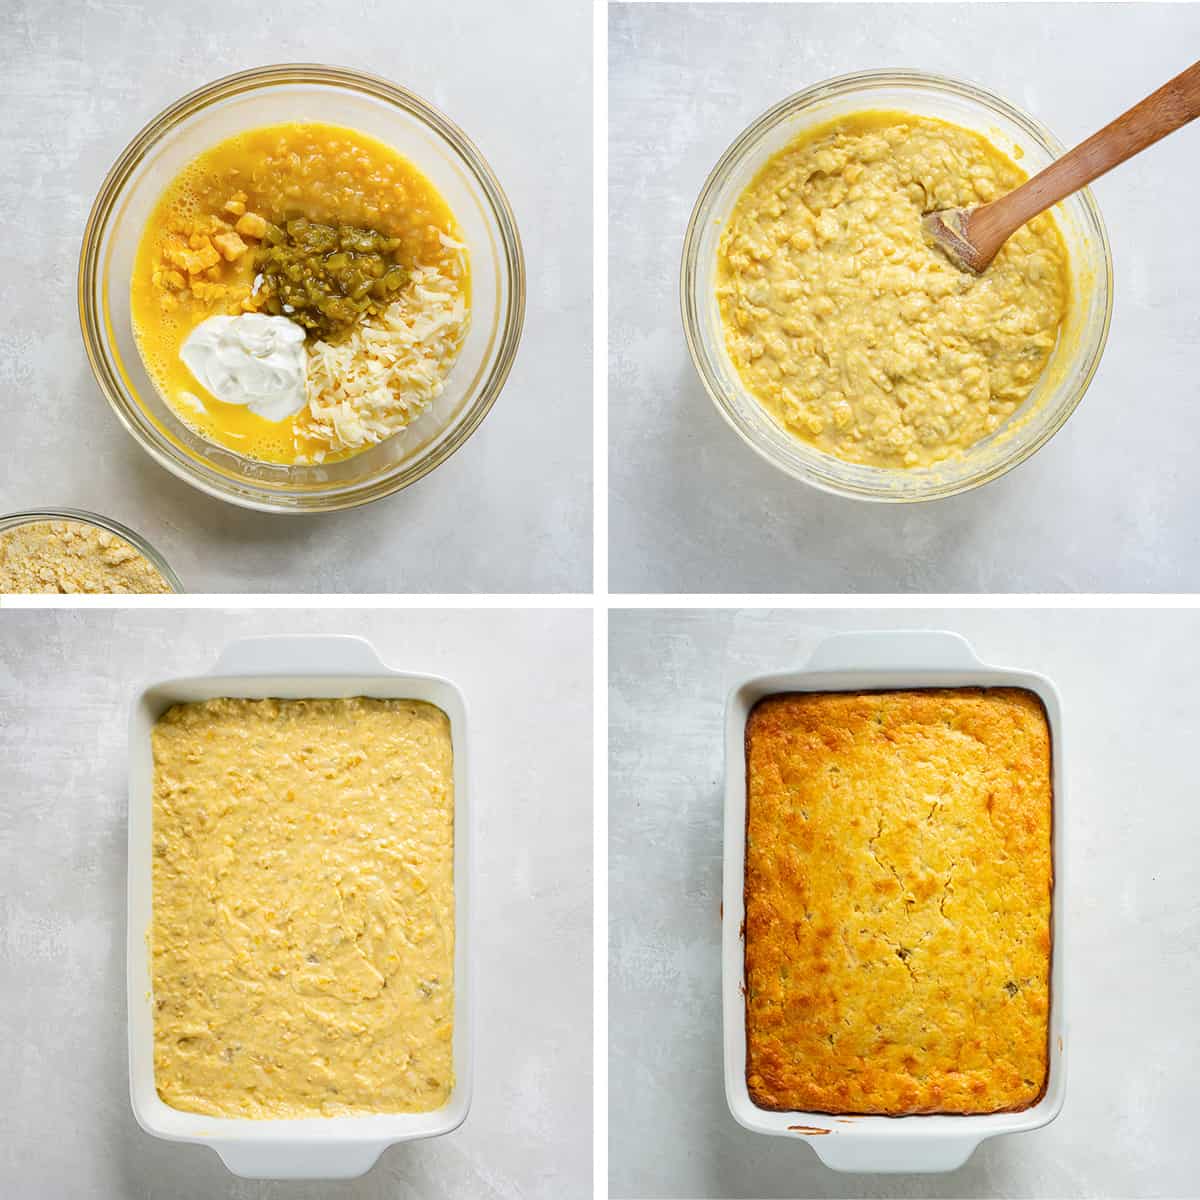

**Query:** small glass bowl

left=0, top=508, right=184, bottom=593
left=681, top=69, right=1113, bottom=502
left=80, top=64, right=525, bottom=514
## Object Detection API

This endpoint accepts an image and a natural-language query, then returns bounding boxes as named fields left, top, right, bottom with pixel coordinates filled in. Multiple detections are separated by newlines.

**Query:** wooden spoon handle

left=976, top=57, right=1200, bottom=243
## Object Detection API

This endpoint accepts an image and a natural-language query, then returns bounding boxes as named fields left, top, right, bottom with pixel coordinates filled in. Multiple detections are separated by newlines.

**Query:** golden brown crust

left=744, top=688, right=1052, bottom=1115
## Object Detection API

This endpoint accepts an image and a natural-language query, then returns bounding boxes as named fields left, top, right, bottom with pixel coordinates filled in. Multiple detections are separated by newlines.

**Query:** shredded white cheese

left=301, top=255, right=469, bottom=456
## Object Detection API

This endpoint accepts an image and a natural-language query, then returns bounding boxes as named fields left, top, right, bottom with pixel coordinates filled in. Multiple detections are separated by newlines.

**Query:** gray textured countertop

left=609, top=608, right=1200, bottom=1197
left=0, top=609, right=592, bottom=1198
left=609, top=2, right=1200, bottom=593
left=0, top=0, right=591, bottom=594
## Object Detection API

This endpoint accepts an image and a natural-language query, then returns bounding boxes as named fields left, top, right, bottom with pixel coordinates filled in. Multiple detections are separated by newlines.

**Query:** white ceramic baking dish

left=127, top=635, right=472, bottom=1180
left=722, top=629, right=1065, bottom=1173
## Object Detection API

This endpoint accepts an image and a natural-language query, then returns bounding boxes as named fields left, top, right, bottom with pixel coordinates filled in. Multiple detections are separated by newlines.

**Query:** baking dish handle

left=810, top=1132, right=983, bottom=1174
left=211, top=635, right=388, bottom=677
left=214, top=1140, right=387, bottom=1180
left=804, top=630, right=982, bottom=674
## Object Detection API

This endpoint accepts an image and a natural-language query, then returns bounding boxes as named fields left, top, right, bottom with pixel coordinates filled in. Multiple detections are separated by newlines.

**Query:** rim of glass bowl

left=79, top=63, right=526, bottom=514
left=0, top=508, right=184, bottom=593
left=680, top=68, right=1114, bottom=503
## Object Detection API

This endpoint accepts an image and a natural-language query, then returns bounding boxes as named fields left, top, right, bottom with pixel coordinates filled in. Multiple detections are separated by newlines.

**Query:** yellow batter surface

left=717, top=112, right=1069, bottom=468
left=151, top=697, right=454, bottom=1118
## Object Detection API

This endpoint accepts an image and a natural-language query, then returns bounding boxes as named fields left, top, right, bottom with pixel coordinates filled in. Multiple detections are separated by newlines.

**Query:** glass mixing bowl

left=681, top=70, right=1113, bottom=502
left=0, top=508, right=184, bottom=593
left=80, top=64, right=525, bottom=513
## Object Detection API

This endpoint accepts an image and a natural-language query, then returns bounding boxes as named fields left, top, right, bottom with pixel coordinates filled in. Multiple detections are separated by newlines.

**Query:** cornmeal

left=0, top=519, right=171, bottom=594
left=152, top=697, right=455, bottom=1118
left=744, top=689, right=1052, bottom=1115
left=718, top=112, right=1069, bottom=468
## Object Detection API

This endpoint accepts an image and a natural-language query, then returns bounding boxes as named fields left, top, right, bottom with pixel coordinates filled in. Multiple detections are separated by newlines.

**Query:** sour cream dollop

left=180, top=313, right=307, bottom=423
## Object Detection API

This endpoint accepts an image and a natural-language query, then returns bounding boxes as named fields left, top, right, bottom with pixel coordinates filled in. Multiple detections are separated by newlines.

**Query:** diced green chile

left=254, top=217, right=409, bottom=342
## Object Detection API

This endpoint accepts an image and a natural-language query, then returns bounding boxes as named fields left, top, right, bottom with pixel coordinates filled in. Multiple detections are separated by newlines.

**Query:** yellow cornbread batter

left=151, top=697, right=454, bottom=1118
left=717, top=112, right=1069, bottom=468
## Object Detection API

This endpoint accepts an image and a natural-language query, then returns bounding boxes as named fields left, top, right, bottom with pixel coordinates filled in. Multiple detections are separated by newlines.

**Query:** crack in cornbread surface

left=717, top=112, right=1069, bottom=468
left=744, top=688, right=1051, bottom=1115
left=0, top=519, right=170, bottom=593
left=152, top=697, right=454, bottom=1118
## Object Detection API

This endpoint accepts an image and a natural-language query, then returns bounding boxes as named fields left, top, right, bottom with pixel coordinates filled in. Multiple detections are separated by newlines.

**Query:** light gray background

left=610, top=608, right=1200, bottom=1198
left=0, top=0, right=591, bottom=593
left=609, top=3, right=1200, bottom=593
left=0, top=608, right=592, bottom=1199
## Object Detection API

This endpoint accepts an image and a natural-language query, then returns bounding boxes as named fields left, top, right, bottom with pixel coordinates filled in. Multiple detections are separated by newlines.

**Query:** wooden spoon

left=923, top=58, right=1200, bottom=273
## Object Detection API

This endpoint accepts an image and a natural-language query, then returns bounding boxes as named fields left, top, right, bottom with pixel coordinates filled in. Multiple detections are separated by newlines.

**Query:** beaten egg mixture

left=131, top=123, right=468, bottom=465
left=151, top=697, right=454, bottom=1118
left=717, top=112, right=1069, bottom=468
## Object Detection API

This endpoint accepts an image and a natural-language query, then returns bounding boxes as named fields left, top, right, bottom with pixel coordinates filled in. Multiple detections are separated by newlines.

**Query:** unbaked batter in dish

left=717, top=112, right=1069, bottom=468
left=151, top=697, right=454, bottom=1118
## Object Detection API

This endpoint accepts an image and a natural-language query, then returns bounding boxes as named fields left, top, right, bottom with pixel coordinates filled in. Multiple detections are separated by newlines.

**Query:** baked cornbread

left=152, top=697, right=454, bottom=1118
left=744, top=688, right=1052, bottom=1115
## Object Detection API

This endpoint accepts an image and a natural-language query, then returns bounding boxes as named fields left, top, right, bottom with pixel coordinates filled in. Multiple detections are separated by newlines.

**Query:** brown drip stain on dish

left=788, top=1125, right=831, bottom=1135
left=1058, top=1036, right=1064, bottom=1053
